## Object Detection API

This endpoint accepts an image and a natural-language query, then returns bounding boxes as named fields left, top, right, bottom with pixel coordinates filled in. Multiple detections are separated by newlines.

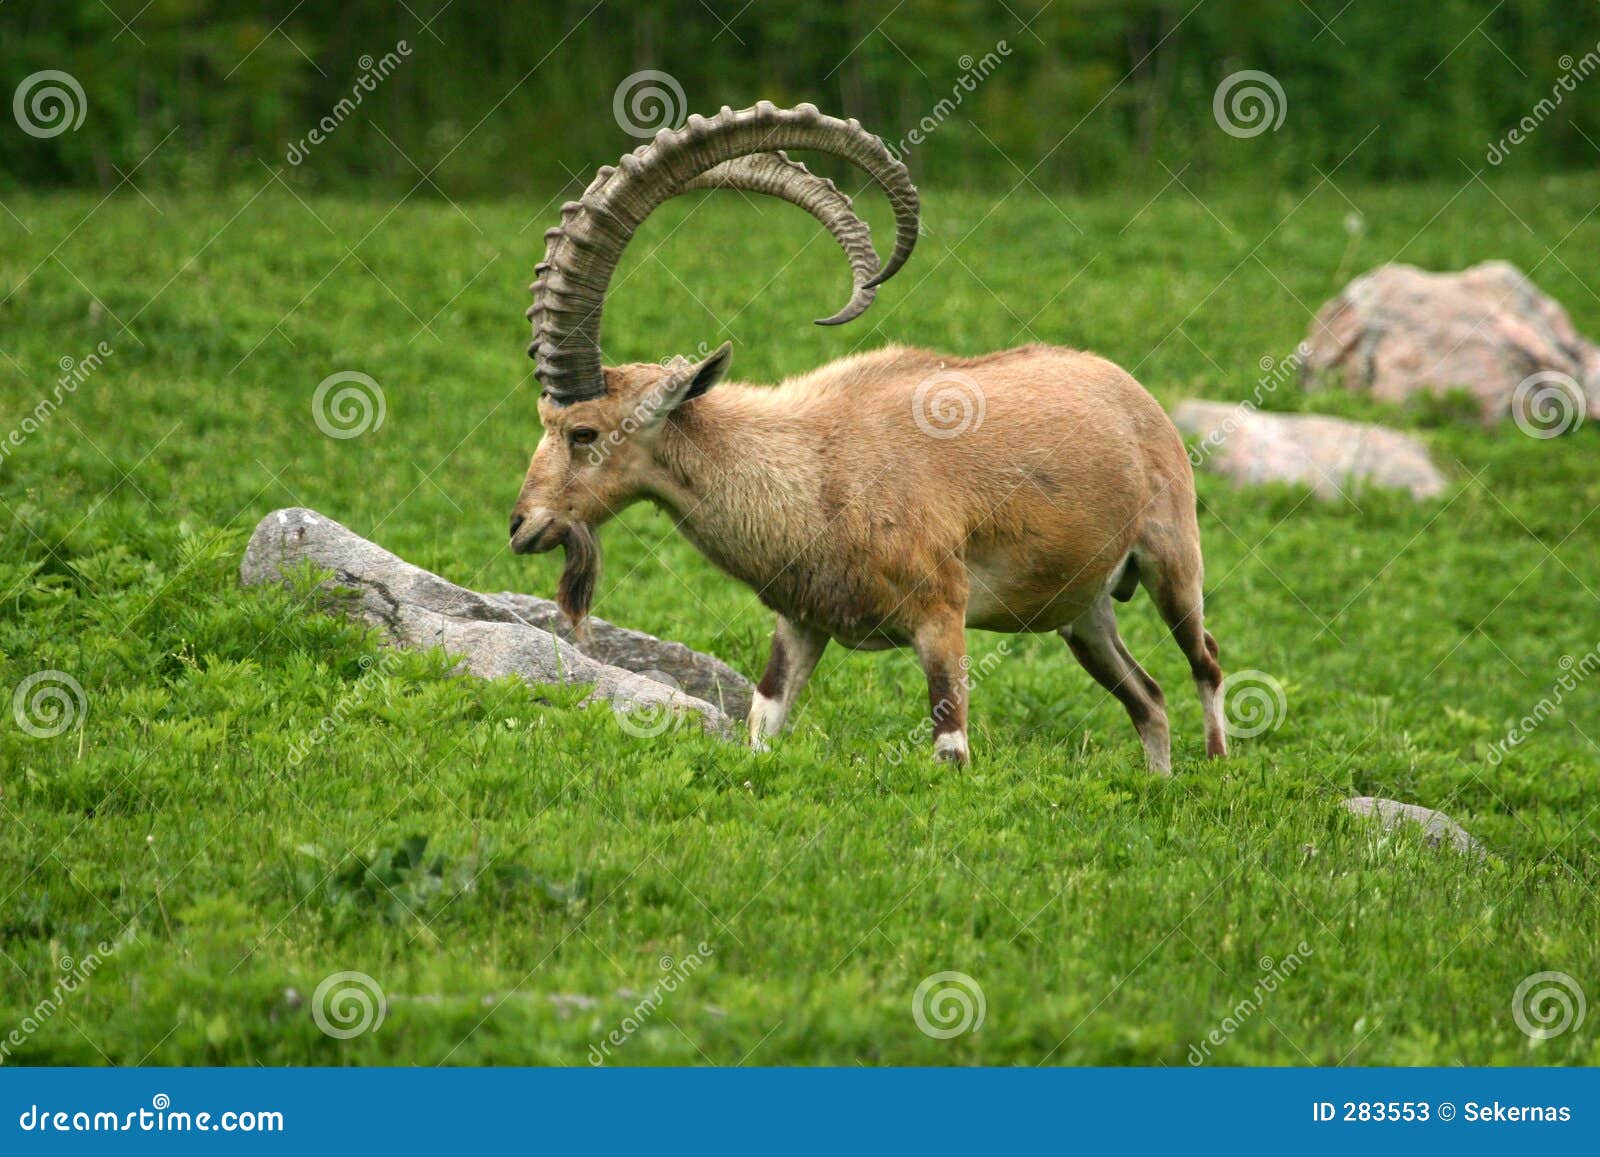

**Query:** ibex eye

left=569, top=428, right=598, bottom=447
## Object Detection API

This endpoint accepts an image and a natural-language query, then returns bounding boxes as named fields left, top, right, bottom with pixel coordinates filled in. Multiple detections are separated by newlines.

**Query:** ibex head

left=509, top=102, right=920, bottom=625
left=508, top=348, right=733, bottom=624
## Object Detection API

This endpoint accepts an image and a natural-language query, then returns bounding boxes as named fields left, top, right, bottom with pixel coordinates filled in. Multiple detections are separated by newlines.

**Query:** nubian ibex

left=510, top=102, right=1226, bottom=771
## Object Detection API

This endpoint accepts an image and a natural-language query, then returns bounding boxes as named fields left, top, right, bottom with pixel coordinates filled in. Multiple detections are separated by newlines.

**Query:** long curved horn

left=529, top=102, right=920, bottom=405
left=680, top=152, right=880, bottom=327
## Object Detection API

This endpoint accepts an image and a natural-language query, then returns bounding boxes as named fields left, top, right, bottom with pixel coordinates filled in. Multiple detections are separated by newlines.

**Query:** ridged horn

left=529, top=102, right=920, bottom=404
left=680, top=152, right=880, bottom=326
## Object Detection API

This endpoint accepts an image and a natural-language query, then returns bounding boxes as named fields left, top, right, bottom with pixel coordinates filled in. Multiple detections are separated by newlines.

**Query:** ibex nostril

left=509, top=513, right=525, bottom=539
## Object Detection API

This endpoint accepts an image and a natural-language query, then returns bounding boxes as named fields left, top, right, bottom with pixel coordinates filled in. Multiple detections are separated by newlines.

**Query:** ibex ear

left=647, top=341, right=733, bottom=423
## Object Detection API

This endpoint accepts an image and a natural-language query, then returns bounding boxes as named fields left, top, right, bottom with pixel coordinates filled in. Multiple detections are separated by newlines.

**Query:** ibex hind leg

left=1138, top=540, right=1227, bottom=759
left=1061, top=594, right=1171, bottom=774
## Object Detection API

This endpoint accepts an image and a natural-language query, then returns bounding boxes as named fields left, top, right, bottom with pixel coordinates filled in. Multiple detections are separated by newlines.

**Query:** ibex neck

left=647, top=385, right=824, bottom=588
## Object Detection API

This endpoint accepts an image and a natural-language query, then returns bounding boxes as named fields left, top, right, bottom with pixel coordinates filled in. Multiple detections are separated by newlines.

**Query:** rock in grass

left=240, top=507, right=749, bottom=737
left=1174, top=400, right=1447, bottom=501
left=482, top=590, right=751, bottom=722
left=1341, top=796, right=1485, bottom=858
left=1303, top=261, right=1599, bottom=429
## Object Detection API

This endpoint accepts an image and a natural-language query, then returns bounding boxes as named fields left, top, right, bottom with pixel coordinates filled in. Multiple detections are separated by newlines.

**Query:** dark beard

left=557, top=521, right=601, bottom=633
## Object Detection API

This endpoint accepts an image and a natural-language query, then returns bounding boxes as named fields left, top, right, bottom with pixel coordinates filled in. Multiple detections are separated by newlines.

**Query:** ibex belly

left=962, top=556, right=1109, bottom=631
left=961, top=517, right=1137, bottom=633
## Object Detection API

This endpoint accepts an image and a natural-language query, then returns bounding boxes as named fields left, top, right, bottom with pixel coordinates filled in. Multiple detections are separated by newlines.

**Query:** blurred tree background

left=3, top=0, right=1597, bottom=194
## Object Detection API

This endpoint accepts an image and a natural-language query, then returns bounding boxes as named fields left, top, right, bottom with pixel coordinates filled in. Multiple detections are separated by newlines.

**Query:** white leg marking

left=934, top=730, right=970, bottom=764
left=1139, top=716, right=1173, bottom=775
left=747, top=690, right=788, bottom=750
left=1200, top=678, right=1227, bottom=758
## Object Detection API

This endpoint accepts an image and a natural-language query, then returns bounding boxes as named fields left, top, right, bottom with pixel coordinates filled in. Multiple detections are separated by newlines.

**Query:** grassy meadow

left=1, top=169, right=1597, bottom=1065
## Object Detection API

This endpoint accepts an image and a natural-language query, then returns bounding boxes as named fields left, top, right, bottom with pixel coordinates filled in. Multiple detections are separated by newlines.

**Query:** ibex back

left=510, top=102, right=1226, bottom=772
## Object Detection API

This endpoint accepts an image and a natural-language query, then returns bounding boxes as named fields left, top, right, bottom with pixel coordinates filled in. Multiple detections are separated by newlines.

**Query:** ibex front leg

left=913, top=611, right=970, bottom=764
left=748, top=616, right=829, bottom=749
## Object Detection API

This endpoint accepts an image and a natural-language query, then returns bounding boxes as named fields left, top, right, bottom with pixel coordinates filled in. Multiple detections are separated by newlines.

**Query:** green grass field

left=1, top=169, right=1597, bottom=1066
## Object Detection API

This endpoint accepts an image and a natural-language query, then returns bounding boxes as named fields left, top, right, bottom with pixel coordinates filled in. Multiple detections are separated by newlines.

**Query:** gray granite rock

left=240, top=507, right=749, bottom=737
left=1303, top=261, right=1599, bottom=429
left=1174, top=399, right=1447, bottom=501
left=1341, top=796, right=1486, bottom=857
left=483, top=591, right=750, bottom=722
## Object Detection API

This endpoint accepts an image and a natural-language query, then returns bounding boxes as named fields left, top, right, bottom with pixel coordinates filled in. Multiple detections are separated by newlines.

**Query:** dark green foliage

left=3, top=1, right=1597, bottom=195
